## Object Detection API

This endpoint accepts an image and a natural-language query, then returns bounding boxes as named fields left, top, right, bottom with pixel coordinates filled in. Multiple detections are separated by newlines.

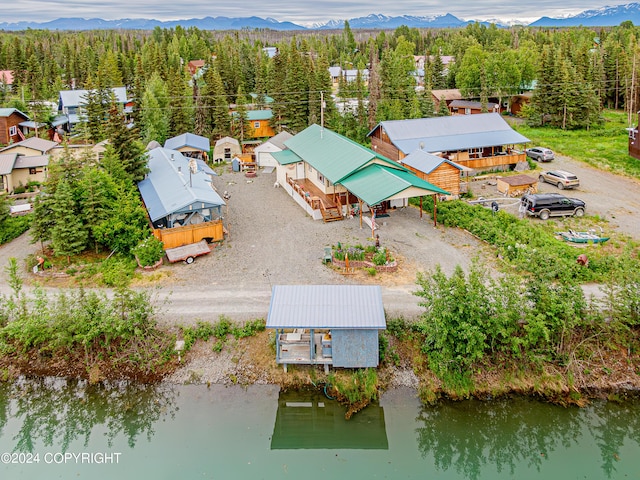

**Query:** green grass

left=513, top=110, right=640, bottom=178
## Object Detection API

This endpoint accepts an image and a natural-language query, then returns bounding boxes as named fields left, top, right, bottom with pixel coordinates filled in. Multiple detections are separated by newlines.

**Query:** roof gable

left=0, top=137, right=58, bottom=154
left=164, top=133, right=210, bottom=152
left=137, top=148, right=224, bottom=222
left=340, top=164, right=449, bottom=206
left=370, top=113, right=530, bottom=154
left=0, top=108, right=29, bottom=120
left=0, top=153, right=17, bottom=175
left=285, top=124, right=396, bottom=184
left=59, top=87, right=128, bottom=108
left=400, top=149, right=462, bottom=174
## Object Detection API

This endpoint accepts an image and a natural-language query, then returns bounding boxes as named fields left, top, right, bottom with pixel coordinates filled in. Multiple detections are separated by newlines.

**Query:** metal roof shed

left=267, top=285, right=386, bottom=371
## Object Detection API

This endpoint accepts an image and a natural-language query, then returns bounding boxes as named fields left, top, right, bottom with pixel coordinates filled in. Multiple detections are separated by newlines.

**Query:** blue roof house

left=368, top=112, right=530, bottom=171
left=267, top=285, right=386, bottom=373
left=164, top=132, right=211, bottom=161
left=138, top=147, right=225, bottom=231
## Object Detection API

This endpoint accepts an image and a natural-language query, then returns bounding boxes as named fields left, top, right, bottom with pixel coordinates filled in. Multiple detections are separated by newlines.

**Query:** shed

left=266, top=285, right=386, bottom=372
left=213, top=136, right=241, bottom=163
left=496, top=174, right=538, bottom=197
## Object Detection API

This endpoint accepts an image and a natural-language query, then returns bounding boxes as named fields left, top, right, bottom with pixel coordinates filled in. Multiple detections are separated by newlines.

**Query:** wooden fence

left=153, top=220, right=224, bottom=249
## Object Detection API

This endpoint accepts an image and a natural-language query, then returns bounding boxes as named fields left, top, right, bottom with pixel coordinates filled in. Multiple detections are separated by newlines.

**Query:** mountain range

left=0, top=3, right=638, bottom=31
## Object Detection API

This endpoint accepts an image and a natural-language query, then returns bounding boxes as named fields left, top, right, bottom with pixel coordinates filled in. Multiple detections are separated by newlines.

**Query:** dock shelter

left=267, top=285, right=386, bottom=372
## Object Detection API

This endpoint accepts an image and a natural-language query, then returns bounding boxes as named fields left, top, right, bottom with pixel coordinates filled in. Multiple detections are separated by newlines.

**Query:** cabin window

left=224, top=148, right=231, bottom=160
left=29, top=168, right=37, bottom=175
left=465, top=108, right=471, bottom=115
left=317, top=173, right=324, bottom=184
left=253, top=121, right=260, bottom=128
left=9, top=126, right=17, bottom=136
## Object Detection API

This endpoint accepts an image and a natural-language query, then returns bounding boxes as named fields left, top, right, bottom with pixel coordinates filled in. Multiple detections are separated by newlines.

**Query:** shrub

left=132, top=236, right=164, bottom=267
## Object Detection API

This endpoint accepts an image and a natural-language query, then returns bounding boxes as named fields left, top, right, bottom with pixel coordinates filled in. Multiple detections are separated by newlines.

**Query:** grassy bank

left=513, top=110, right=640, bottom=178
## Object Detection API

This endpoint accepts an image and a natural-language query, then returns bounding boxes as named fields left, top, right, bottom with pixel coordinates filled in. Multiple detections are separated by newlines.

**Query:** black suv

left=520, top=193, right=586, bottom=220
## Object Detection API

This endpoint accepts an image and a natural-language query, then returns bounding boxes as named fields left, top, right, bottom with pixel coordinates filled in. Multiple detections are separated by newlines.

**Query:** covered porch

left=275, top=329, right=333, bottom=373
left=285, top=174, right=345, bottom=222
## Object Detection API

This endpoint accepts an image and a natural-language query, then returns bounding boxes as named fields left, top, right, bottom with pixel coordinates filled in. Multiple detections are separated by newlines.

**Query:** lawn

left=512, top=110, right=640, bottom=179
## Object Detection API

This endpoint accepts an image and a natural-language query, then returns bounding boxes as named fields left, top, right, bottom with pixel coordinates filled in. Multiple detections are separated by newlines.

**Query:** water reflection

left=588, top=400, right=640, bottom=477
left=416, top=397, right=640, bottom=480
left=0, top=377, right=177, bottom=453
left=271, top=389, right=388, bottom=449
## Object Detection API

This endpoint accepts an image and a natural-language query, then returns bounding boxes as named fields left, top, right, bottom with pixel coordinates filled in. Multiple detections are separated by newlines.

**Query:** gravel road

left=1, top=156, right=637, bottom=325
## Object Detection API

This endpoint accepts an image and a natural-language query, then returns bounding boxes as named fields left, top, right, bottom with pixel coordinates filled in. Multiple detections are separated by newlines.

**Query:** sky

left=2, top=0, right=631, bottom=25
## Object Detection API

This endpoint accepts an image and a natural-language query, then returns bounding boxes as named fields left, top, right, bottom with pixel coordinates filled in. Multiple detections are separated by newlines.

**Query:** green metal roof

left=285, top=124, right=397, bottom=184
left=246, top=109, right=272, bottom=121
left=272, top=149, right=302, bottom=165
left=340, top=164, right=449, bottom=206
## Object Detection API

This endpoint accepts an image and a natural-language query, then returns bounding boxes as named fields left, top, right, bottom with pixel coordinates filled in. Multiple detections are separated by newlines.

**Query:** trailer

left=165, top=239, right=212, bottom=264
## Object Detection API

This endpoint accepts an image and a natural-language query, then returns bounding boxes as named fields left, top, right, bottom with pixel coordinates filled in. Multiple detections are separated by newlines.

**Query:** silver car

left=526, top=147, right=555, bottom=162
left=538, top=170, right=580, bottom=190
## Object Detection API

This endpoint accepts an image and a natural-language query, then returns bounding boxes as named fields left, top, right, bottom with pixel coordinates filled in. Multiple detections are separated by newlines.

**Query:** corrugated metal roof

left=137, top=148, right=225, bottom=222
left=196, top=159, right=216, bottom=176
left=265, top=131, right=293, bottom=150
left=164, top=133, right=210, bottom=152
left=14, top=155, right=49, bottom=169
left=400, top=149, right=462, bottom=174
left=246, top=109, right=272, bottom=121
left=285, top=124, right=395, bottom=184
left=214, top=136, right=239, bottom=147
left=340, top=164, right=449, bottom=206
left=0, top=137, right=58, bottom=153
left=449, top=100, right=499, bottom=109
left=59, top=87, right=128, bottom=108
left=371, top=113, right=530, bottom=154
left=271, top=149, right=301, bottom=165
left=266, top=285, right=386, bottom=329
left=0, top=153, right=17, bottom=175
left=0, top=108, right=29, bottom=119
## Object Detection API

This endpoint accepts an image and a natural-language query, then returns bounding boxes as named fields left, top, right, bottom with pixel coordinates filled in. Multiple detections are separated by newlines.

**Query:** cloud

left=3, top=0, right=630, bottom=25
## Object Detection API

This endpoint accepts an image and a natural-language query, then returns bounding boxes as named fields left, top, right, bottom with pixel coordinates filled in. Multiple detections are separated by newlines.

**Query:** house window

left=224, top=148, right=231, bottom=160
left=9, top=126, right=17, bottom=136
left=465, top=108, right=471, bottom=115
left=29, top=168, right=37, bottom=175
left=253, top=121, right=260, bottom=128
left=317, top=172, right=324, bottom=184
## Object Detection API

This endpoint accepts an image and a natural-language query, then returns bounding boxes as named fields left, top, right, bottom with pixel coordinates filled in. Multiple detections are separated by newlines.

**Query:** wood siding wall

left=630, top=126, right=640, bottom=161
left=405, top=163, right=461, bottom=196
left=250, top=120, right=275, bottom=138
left=370, top=137, right=401, bottom=161
left=153, top=220, right=224, bottom=249
left=0, top=113, right=24, bottom=145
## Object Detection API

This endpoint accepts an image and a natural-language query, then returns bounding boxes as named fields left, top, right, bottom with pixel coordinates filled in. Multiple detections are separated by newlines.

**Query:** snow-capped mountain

left=0, top=3, right=638, bottom=31
left=530, top=2, right=640, bottom=27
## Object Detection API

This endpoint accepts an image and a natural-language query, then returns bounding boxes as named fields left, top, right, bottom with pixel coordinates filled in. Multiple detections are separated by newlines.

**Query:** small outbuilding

left=267, top=285, right=386, bottom=372
left=496, top=174, right=538, bottom=197
left=213, top=136, right=241, bottom=163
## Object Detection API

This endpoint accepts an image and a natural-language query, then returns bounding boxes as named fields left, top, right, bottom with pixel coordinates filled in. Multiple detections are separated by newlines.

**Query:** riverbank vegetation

left=0, top=258, right=176, bottom=382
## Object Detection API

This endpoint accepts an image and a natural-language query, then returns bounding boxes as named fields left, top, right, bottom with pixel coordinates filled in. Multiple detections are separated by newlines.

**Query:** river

left=1, top=379, right=639, bottom=479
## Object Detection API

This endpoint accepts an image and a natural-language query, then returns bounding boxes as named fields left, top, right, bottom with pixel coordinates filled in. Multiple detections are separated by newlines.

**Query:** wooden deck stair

left=320, top=203, right=343, bottom=222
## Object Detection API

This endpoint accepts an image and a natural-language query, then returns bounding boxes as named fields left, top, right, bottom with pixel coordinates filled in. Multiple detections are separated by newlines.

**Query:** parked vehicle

left=526, top=147, right=555, bottom=162
left=520, top=193, right=586, bottom=220
left=538, top=170, right=580, bottom=190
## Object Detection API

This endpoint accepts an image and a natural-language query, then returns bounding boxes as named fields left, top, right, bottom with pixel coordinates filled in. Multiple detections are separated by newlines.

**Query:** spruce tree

left=105, top=103, right=148, bottom=183
left=50, top=180, right=88, bottom=263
